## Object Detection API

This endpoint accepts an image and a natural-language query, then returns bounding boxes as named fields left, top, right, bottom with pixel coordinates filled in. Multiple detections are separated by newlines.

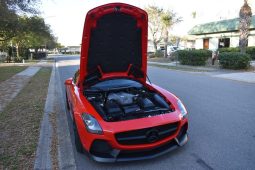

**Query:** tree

left=161, top=11, right=182, bottom=58
left=239, top=0, right=252, bottom=53
left=11, top=16, right=57, bottom=60
left=0, top=0, right=40, bottom=42
left=0, top=1, right=19, bottom=41
left=4, top=0, right=40, bottom=14
left=145, top=6, right=164, bottom=53
left=145, top=6, right=182, bottom=57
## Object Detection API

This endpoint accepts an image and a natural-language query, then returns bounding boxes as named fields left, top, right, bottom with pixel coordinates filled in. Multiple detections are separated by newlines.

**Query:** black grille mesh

left=115, top=122, right=179, bottom=145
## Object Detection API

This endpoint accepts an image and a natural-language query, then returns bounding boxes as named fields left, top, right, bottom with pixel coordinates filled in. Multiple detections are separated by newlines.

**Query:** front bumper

left=89, top=127, right=188, bottom=162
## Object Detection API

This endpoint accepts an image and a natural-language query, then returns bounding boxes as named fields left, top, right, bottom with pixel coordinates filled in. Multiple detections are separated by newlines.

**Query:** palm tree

left=239, top=0, right=252, bottom=53
left=145, top=6, right=164, bottom=54
left=161, top=11, right=182, bottom=58
left=161, top=14, right=172, bottom=58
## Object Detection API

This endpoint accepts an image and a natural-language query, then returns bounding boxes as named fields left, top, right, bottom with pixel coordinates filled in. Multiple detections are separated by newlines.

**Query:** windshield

left=89, top=79, right=143, bottom=91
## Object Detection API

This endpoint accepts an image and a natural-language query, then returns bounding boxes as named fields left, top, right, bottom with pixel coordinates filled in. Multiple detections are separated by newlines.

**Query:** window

left=218, top=38, right=230, bottom=48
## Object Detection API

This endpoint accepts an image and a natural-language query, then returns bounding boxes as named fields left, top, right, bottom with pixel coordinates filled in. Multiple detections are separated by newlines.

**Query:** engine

left=107, top=92, right=137, bottom=105
left=85, top=87, right=173, bottom=122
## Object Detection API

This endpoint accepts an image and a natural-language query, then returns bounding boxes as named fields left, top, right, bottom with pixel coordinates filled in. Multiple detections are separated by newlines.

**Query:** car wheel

left=65, top=91, right=70, bottom=110
left=73, top=121, right=84, bottom=153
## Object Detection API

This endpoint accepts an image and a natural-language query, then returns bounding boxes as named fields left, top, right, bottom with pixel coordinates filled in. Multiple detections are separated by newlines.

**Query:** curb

left=34, top=60, right=77, bottom=169
left=34, top=63, right=55, bottom=170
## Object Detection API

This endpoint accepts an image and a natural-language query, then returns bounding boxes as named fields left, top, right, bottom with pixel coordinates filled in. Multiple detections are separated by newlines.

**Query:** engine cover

left=108, top=92, right=135, bottom=105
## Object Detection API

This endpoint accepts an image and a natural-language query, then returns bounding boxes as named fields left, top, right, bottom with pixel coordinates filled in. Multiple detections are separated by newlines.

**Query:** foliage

left=145, top=6, right=164, bottom=53
left=148, top=50, right=164, bottom=58
left=161, top=10, right=182, bottom=58
left=145, top=6, right=181, bottom=56
left=0, top=0, right=59, bottom=62
left=12, top=16, right=52, bottom=45
left=219, top=47, right=255, bottom=59
left=239, top=0, right=252, bottom=53
left=246, top=46, right=255, bottom=59
left=152, top=50, right=164, bottom=58
left=219, top=52, right=251, bottom=69
left=3, top=0, right=40, bottom=14
left=0, top=0, right=40, bottom=41
left=0, top=66, right=27, bottom=82
left=0, top=15, right=57, bottom=61
left=0, top=2, right=19, bottom=41
left=176, top=49, right=212, bottom=66
left=218, top=47, right=240, bottom=53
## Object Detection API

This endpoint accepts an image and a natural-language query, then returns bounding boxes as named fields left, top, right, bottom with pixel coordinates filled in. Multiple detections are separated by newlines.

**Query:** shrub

left=34, top=52, right=47, bottom=59
left=219, top=47, right=239, bottom=53
left=219, top=47, right=255, bottom=60
left=148, top=50, right=164, bottom=58
left=154, top=50, right=164, bottom=58
left=246, top=47, right=255, bottom=60
left=176, top=49, right=212, bottom=66
left=219, top=52, right=251, bottom=69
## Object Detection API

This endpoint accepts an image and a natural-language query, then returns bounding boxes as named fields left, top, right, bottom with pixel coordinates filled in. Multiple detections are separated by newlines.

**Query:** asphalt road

left=55, top=55, right=255, bottom=170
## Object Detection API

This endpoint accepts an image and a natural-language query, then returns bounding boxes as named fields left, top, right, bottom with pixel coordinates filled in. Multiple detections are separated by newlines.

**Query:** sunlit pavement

left=213, top=72, right=255, bottom=83
left=54, top=55, right=255, bottom=170
left=0, top=67, right=41, bottom=112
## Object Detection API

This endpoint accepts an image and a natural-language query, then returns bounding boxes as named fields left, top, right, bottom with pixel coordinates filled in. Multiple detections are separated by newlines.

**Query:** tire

left=73, top=121, right=84, bottom=153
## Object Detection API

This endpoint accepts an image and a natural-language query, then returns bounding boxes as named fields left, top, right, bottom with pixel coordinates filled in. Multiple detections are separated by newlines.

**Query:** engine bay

left=84, top=81, right=174, bottom=122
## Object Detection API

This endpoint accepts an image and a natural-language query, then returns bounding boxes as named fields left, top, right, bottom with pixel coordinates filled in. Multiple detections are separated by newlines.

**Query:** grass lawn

left=0, top=67, right=52, bottom=169
left=0, top=66, right=28, bottom=83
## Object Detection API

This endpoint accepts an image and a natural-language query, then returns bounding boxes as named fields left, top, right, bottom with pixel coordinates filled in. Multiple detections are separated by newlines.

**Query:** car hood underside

left=80, top=3, right=148, bottom=87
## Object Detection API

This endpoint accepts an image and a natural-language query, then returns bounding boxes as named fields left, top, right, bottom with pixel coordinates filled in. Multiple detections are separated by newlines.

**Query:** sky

left=41, top=0, right=255, bottom=46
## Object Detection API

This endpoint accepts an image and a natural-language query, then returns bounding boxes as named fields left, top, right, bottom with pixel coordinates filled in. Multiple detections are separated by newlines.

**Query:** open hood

left=80, top=3, right=148, bottom=88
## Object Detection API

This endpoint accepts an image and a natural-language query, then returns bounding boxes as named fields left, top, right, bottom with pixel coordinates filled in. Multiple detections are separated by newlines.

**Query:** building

left=189, top=15, right=255, bottom=50
left=59, top=46, right=81, bottom=54
left=147, top=36, right=195, bottom=54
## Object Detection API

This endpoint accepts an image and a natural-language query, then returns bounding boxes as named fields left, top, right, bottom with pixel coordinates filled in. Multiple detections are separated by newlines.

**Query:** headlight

left=82, top=113, right=103, bottom=134
left=177, top=100, right=187, bottom=119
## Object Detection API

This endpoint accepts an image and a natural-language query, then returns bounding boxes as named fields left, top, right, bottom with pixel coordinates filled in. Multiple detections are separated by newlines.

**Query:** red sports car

left=65, top=3, right=188, bottom=162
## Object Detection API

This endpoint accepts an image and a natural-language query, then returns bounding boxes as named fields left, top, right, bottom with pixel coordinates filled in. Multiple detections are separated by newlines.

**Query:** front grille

left=118, top=139, right=177, bottom=159
left=115, top=122, right=179, bottom=145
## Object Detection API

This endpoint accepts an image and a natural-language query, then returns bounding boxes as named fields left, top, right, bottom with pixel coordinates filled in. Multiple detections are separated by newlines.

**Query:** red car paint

left=65, top=3, right=188, bottom=162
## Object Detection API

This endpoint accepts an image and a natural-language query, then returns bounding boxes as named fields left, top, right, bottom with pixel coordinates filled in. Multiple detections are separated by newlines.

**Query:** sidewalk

left=0, top=59, right=53, bottom=67
left=148, top=61, right=255, bottom=83
left=212, top=72, right=255, bottom=83
left=148, top=61, right=218, bottom=72
left=0, top=66, right=41, bottom=112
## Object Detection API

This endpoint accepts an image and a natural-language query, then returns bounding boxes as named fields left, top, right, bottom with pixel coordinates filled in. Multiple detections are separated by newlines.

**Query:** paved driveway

left=56, top=55, right=255, bottom=170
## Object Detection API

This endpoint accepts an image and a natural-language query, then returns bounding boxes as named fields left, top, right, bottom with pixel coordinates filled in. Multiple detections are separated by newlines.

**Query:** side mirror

left=65, top=78, right=72, bottom=85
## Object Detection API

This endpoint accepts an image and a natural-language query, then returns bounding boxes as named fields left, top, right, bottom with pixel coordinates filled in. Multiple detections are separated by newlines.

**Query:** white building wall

left=193, top=31, right=255, bottom=49
left=248, top=35, right=255, bottom=47
left=230, top=37, right=239, bottom=47
left=195, top=39, right=203, bottom=49
left=209, top=38, right=218, bottom=50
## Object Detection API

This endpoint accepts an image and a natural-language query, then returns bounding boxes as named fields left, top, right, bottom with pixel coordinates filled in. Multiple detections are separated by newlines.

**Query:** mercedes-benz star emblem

left=146, top=129, right=159, bottom=143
